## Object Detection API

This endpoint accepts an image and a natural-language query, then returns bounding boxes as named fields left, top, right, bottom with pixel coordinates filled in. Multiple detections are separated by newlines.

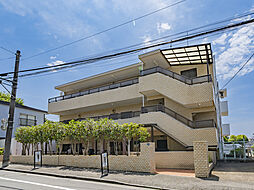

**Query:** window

left=180, top=68, right=197, bottom=78
left=20, top=114, right=36, bottom=126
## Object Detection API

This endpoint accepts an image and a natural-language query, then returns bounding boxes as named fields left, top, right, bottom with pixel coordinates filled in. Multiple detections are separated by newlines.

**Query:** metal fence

left=48, top=78, right=139, bottom=103
left=140, top=66, right=212, bottom=85
left=141, top=104, right=215, bottom=129
left=223, top=141, right=254, bottom=161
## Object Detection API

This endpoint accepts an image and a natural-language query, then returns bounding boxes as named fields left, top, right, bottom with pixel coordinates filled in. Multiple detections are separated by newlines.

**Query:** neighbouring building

left=48, top=43, right=229, bottom=159
left=0, top=100, right=47, bottom=155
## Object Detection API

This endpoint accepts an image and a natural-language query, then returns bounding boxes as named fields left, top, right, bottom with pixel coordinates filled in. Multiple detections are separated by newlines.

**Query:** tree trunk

left=27, top=144, right=30, bottom=156
left=40, top=142, right=44, bottom=155
left=128, top=139, right=131, bottom=156
left=114, top=142, right=118, bottom=156
left=100, top=139, right=104, bottom=153
left=31, top=144, right=34, bottom=155
left=22, top=144, right=26, bottom=155
left=71, top=143, right=76, bottom=155
left=122, top=138, right=127, bottom=155
left=59, top=144, right=63, bottom=155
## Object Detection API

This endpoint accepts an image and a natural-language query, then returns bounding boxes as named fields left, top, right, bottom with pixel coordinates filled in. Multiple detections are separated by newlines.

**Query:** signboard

left=100, top=152, right=109, bottom=177
left=34, top=150, right=42, bottom=168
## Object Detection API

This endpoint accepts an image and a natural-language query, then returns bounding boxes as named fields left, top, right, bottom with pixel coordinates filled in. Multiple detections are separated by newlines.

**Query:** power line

left=27, top=10, right=254, bottom=67
left=1, top=17, right=253, bottom=77
left=0, top=47, right=15, bottom=55
left=21, top=0, right=187, bottom=61
left=19, top=57, right=139, bottom=79
left=18, top=27, right=240, bottom=79
left=221, top=52, right=254, bottom=89
left=0, top=56, right=14, bottom=62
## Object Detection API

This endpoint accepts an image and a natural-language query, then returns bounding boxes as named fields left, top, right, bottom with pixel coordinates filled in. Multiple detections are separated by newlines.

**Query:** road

left=0, top=170, right=148, bottom=190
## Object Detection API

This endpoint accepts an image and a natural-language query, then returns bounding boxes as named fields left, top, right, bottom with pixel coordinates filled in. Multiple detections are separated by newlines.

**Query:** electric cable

left=21, top=0, right=187, bottom=61
left=1, top=17, right=253, bottom=77
left=221, top=52, right=254, bottom=89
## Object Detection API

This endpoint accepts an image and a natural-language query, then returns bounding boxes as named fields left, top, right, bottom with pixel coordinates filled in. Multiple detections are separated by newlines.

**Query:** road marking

left=0, top=176, right=76, bottom=190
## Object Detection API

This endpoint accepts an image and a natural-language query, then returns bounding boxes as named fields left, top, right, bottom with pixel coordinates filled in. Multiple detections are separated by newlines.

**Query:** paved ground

left=0, top=170, right=147, bottom=190
left=2, top=162, right=254, bottom=190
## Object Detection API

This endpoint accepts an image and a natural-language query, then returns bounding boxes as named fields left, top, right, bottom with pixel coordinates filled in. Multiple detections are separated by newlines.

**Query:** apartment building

left=48, top=43, right=228, bottom=157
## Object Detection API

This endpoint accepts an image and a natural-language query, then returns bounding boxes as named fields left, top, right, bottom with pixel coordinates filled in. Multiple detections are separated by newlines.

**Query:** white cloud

left=47, top=60, right=65, bottom=67
left=214, top=23, right=254, bottom=80
left=47, top=60, right=65, bottom=72
left=50, top=56, right=56, bottom=60
left=213, top=33, right=228, bottom=45
left=157, top=22, right=171, bottom=34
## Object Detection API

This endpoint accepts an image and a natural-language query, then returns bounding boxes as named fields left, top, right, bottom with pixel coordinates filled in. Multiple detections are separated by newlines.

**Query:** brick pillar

left=140, top=142, right=156, bottom=173
left=193, top=141, right=209, bottom=178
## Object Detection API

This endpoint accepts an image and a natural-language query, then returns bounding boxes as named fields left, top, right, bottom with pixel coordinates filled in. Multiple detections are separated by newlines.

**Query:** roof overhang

left=139, top=43, right=213, bottom=67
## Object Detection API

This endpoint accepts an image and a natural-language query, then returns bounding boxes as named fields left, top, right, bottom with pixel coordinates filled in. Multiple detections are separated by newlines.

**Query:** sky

left=0, top=0, right=253, bottom=137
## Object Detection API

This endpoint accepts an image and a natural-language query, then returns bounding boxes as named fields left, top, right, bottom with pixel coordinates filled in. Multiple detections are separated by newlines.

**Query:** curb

left=0, top=168, right=168, bottom=190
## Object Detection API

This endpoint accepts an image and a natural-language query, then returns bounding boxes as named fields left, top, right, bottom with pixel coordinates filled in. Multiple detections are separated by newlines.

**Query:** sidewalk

left=1, top=163, right=254, bottom=190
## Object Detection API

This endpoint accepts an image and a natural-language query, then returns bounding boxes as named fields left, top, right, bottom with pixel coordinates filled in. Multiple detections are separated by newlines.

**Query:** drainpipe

left=141, top=62, right=145, bottom=107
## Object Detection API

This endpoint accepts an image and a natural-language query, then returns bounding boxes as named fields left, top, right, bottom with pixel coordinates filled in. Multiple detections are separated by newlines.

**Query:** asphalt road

left=0, top=170, right=148, bottom=190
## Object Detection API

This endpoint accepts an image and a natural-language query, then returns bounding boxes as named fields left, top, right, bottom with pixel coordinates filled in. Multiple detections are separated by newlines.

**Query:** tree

left=228, top=135, right=248, bottom=143
left=0, top=91, right=24, bottom=105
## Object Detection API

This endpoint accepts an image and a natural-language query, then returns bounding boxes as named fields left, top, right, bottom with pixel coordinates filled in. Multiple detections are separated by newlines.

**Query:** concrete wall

left=141, top=112, right=217, bottom=147
left=193, top=141, right=211, bottom=178
left=60, top=103, right=142, bottom=121
left=139, top=73, right=213, bottom=108
left=169, top=64, right=214, bottom=79
left=164, top=97, right=193, bottom=120
left=49, top=84, right=142, bottom=114
left=10, top=142, right=156, bottom=173
left=155, top=152, right=194, bottom=169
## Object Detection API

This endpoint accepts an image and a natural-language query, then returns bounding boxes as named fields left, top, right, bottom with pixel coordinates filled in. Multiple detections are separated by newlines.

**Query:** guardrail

left=140, top=66, right=212, bottom=85
left=48, top=78, right=139, bottom=103
left=49, top=66, right=212, bottom=104
left=141, top=104, right=215, bottom=129
left=63, top=111, right=141, bottom=123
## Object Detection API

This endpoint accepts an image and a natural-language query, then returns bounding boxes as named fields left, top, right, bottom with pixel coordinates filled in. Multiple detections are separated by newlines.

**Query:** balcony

left=63, top=105, right=215, bottom=129
left=63, top=111, right=141, bottom=124
left=49, top=78, right=139, bottom=103
left=139, top=68, right=214, bottom=108
left=141, top=105, right=215, bottom=129
left=19, top=118, right=37, bottom=126
left=140, top=66, right=212, bottom=85
left=140, top=105, right=217, bottom=147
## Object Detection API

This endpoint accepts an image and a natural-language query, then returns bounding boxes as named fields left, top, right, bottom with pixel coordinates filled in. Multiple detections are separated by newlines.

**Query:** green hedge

left=0, top=147, right=4, bottom=155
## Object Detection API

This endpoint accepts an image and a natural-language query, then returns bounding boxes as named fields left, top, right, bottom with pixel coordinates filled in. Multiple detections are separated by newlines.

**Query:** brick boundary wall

left=193, top=141, right=211, bottom=178
left=10, top=142, right=156, bottom=173
left=155, top=152, right=194, bottom=169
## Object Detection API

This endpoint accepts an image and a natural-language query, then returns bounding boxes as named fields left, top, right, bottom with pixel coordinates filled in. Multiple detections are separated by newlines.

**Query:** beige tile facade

left=47, top=44, right=223, bottom=172
left=193, top=141, right=210, bottom=178
left=10, top=143, right=156, bottom=173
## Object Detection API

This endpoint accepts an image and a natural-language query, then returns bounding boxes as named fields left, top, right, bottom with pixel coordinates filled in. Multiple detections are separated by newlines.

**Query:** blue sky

left=0, top=0, right=253, bottom=137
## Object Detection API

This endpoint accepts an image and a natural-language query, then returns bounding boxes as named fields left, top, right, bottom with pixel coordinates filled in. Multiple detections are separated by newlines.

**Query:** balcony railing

left=48, top=78, right=139, bottom=103
left=20, top=118, right=37, bottom=126
left=141, top=104, right=215, bottom=129
left=49, top=66, right=211, bottom=104
left=63, top=111, right=141, bottom=124
left=63, top=105, right=215, bottom=129
left=140, top=66, right=212, bottom=85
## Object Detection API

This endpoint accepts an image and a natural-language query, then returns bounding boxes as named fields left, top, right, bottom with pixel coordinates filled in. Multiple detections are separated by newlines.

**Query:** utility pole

left=2, top=50, right=21, bottom=167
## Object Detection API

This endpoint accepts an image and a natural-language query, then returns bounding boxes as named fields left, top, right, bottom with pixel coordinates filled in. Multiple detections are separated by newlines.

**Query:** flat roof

left=0, top=100, right=47, bottom=113
left=161, top=43, right=213, bottom=65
